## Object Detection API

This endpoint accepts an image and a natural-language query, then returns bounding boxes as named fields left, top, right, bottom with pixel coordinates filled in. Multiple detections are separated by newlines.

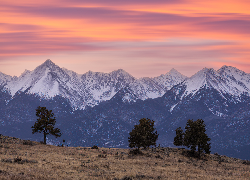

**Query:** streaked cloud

left=0, top=0, right=250, bottom=77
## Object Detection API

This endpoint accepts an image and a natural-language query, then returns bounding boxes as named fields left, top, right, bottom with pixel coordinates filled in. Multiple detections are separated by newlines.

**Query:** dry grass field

left=0, top=135, right=249, bottom=180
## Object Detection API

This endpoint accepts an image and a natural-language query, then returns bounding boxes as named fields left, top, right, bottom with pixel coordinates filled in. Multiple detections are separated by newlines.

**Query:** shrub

left=23, top=140, right=33, bottom=145
left=14, top=157, right=22, bottom=163
left=91, top=145, right=98, bottom=149
left=98, top=154, right=107, bottom=158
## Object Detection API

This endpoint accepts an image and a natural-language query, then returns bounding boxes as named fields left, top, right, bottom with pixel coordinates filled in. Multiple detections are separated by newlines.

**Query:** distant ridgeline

left=0, top=60, right=249, bottom=160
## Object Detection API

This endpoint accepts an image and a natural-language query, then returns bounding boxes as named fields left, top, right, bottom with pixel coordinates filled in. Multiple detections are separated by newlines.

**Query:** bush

left=14, top=157, right=22, bottom=163
left=91, top=145, right=98, bottom=149
left=242, top=160, right=250, bottom=165
left=23, top=140, right=33, bottom=145
left=98, top=154, right=107, bottom=158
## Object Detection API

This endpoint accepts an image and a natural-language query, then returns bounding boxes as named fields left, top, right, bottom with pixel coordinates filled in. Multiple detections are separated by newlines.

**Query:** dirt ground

left=0, top=135, right=249, bottom=179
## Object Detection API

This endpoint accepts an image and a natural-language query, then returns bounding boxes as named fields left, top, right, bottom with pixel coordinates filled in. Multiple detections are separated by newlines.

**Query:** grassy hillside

left=0, top=135, right=249, bottom=180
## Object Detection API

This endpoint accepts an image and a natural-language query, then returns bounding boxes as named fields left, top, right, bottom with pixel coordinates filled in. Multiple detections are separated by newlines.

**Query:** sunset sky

left=1, top=0, right=250, bottom=78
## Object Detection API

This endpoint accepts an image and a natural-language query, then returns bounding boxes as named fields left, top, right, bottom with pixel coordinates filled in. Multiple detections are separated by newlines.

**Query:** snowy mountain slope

left=2, top=60, right=250, bottom=110
left=129, top=77, right=164, bottom=100
left=5, top=60, right=85, bottom=108
left=2, top=59, right=186, bottom=109
left=0, top=72, right=12, bottom=88
left=218, top=66, right=250, bottom=95
left=6, top=60, right=65, bottom=96
left=153, top=68, right=187, bottom=90
left=164, top=66, right=250, bottom=114
left=79, top=69, right=136, bottom=103
left=180, top=67, right=221, bottom=98
left=122, top=69, right=187, bottom=102
left=178, top=66, right=250, bottom=99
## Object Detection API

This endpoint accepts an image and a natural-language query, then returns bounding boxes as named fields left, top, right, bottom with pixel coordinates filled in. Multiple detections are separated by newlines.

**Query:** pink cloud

left=198, top=19, right=250, bottom=34
left=1, top=1, right=250, bottom=78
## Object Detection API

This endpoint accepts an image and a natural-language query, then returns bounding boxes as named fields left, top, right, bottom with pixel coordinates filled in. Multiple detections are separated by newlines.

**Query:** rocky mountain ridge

left=1, top=59, right=187, bottom=109
left=2, top=59, right=250, bottom=111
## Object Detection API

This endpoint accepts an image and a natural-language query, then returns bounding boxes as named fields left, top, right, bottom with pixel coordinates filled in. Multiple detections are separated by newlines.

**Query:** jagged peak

left=179, top=65, right=250, bottom=99
left=42, top=59, right=56, bottom=67
left=140, top=77, right=152, bottom=81
left=217, top=65, right=242, bottom=74
left=86, top=70, right=94, bottom=74
left=168, top=68, right=187, bottom=78
left=169, top=68, right=178, bottom=73
left=111, top=69, right=129, bottom=75
left=33, top=59, right=59, bottom=73
left=116, top=69, right=125, bottom=72
left=110, top=69, right=134, bottom=79
left=21, top=69, right=31, bottom=75
left=202, top=67, right=214, bottom=71
left=191, top=67, right=216, bottom=76
left=0, top=71, right=12, bottom=78
left=0, top=72, right=13, bottom=83
left=181, top=67, right=218, bottom=93
left=18, top=69, right=31, bottom=78
left=219, top=65, right=236, bottom=70
left=220, top=65, right=231, bottom=69
left=83, top=70, right=106, bottom=77
left=155, top=68, right=187, bottom=80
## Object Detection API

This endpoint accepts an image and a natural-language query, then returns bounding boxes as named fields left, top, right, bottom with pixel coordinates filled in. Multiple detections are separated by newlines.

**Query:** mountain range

left=0, top=59, right=249, bottom=160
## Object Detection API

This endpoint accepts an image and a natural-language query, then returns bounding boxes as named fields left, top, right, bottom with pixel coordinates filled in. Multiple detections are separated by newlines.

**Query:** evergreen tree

left=173, top=119, right=211, bottom=157
left=32, top=106, right=61, bottom=144
left=128, top=118, right=159, bottom=151
left=173, top=127, right=184, bottom=146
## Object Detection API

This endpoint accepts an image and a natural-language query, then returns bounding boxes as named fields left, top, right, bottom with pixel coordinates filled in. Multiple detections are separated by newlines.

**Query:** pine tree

left=128, top=118, right=159, bottom=151
left=173, top=119, right=211, bottom=157
left=173, top=127, right=184, bottom=146
left=184, top=119, right=211, bottom=156
left=32, top=106, right=61, bottom=144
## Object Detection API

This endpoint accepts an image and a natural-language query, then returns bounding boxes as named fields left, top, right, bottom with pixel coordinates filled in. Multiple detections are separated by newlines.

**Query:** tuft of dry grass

left=0, top=135, right=249, bottom=179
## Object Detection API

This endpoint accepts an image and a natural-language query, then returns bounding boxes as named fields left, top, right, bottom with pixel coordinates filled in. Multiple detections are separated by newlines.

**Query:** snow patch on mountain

left=180, top=66, right=250, bottom=99
left=218, top=65, right=250, bottom=95
left=29, top=68, right=60, bottom=97
left=2, top=59, right=250, bottom=110
left=170, top=103, right=178, bottom=112
left=181, top=68, right=213, bottom=97
left=0, top=72, right=12, bottom=87
left=153, top=68, right=187, bottom=90
left=6, top=69, right=33, bottom=96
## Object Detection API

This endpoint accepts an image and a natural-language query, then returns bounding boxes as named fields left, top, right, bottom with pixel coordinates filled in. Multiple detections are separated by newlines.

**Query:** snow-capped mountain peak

left=0, top=72, right=12, bottom=87
left=217, top=65, right=250, bottom=94
left=153, top=68, right=187, bottom=91
left=181, top=67, right=216, bottom=96
left=168, top=68, right=182, bottom=75
left=110, top=69, right=135, bottom=81
left=43, top=59, right=56, bottom=67
left=1, top=60, right=250, bottom=110
left=21, top=69, right=31, bottom=76
left=5, top=59, right=71, bottom=97
left=179, top=66, right=250, bottom=99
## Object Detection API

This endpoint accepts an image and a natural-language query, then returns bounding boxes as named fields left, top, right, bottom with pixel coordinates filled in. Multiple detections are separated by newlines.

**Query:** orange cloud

left=0, top=0, right=250, bottom=77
